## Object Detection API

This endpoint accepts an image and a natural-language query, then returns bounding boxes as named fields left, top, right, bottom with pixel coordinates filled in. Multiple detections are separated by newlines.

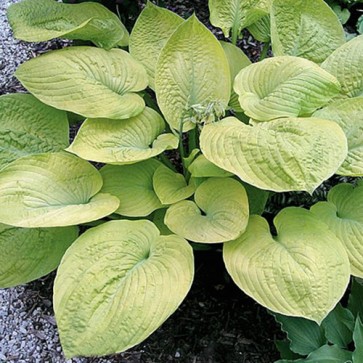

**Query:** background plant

left=1, top=0, right=363, bottom=359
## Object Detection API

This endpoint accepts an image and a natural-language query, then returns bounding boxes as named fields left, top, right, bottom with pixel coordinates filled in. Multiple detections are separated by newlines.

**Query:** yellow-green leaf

left=155, top=15, right=230, bottom=131
left=0, top=152, right=119, bottom=227
left=129, top=1, right=183, bottom=90
left=0, top=223, right=78, bottom=288
left=15, top=46, right=148, bottom=120
left=165, top=178, right=249, bottom=243
left=188, top=154, right=233, bottom=178
left=100, top=160, right=163, bottom=217
left=311, top=182, right=363, bottom=278
left=200, top=117, right=347, bottom=193
left=209, top=0, right=270, bottom=38
left=7, top=0, right=129, bottom=48
left=321, top=35, right=363, bottom=98
left=313, top=97, right=363, bottom=176
left=0, top=93, right=69, bottom=170
left=271, top=0, right=345, bottom=63
left=224, top=208, right=350, bottom=323
left=247, top=15, right=270, bottom=42
left=153, top=165, right=195, bottom=205
left=67, top=107, right=178, bottom=164
left=234, top=56, right=341, bottom=121
left=54, top=220, right=194, bottom=358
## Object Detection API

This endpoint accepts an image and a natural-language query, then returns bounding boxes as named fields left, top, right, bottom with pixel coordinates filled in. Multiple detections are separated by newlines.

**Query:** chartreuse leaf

left=0, top=152, right=119, bottom=228
left=270, top=0, right=345, bottom=64
left=188, top=154, right=233, bottom=178
left=311, top=182, right=363, bottom=277
left=322, top=35, right=363, bottom=98
left=208, top=0, right=270, bottom=38
left=247, top=15, right=270, bottom=42
left=15, top=46, right=148, bottom=120
left=276, top=345, right=352, bottom=363
left=200, top=117, right=347, bottom=193
left=7, top=0, right=129, bottom=49
left=313, top=97, right=363, bottom=176
left=100, top=160, right=163, bottom=217
left=153, top=165, right=195, bottom=205
left=353, top=316, right=363, bottom=362
left=165, top=177, right=248, bottom=243
left=223, top=208, right=350, bottom=323
left=155, top=15, right=230, bottom=132
left=233, top=56, right=341, bottom=121
left=273, top=313, right=326, bottom=355
left=0, top=223, right=78, bottom=288
left=322, top=304, right=354, bottom=348
left=0, top=93, right=68, bottom=170
left=67, top=107, right=178, bottom=164
left=54, top=220, right=194, bottom=358
left=220, top=41, right=251, bottom=112
left=129, top=1, right=183, bottom=90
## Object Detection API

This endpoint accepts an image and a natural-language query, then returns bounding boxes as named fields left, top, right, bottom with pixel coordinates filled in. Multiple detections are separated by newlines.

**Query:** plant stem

left=231, top=25, right=239, bottom=46
left=188, top=127, right=198, bottom=153
left=179, top=118, right=186, bottom=175
left=259, top=41, right=271, bottom=61
left=159, top=153, right=177, bottom=172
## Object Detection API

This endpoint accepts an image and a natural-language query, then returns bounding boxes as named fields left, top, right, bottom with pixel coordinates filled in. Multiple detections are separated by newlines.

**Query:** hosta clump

left=2, top=0, right=363, bottom=359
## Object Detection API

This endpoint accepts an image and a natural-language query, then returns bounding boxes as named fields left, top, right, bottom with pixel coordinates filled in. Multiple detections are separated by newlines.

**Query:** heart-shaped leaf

left=321, top=35, right=363, bottom=98
left=271, top=0, right=345, bottom=63
left=54, top=220, right=194, bottom=358
left=0, top=93, right=69, bottom=170
left=200, top=117, right=347, bottom=193
left=155, top=15, right=230, bottom=131
left=223, top=208, right=350, bottom=323
left=100, top=160, right=163, bottom=217
left=153, top=165, right=195, bottom=205
left=165, top=177, right=249, bottom=243
left=188, top=154, right=233, bottom=178
left=129, top=1, right=183, bottom=90
left=313, top=97, right=363, bottom=176
left=67, top=107, right=178, bottom=164
left=311, top=182, right=363, bottom=278
left=15, top=46, right=148, bottom=120
left=234, top=56, right=341, bottom=121
left=220, top=41, right=251, bottom=112
left=208, top=0, right=270, bottom=38
left=0, top=152, right=119, bottom=227
left=7, top=0, right=129, bottom=49
left=0, top=223, right=78, bottom=288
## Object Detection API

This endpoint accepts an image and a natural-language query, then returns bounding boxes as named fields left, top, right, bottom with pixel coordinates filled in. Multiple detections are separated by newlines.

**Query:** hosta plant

left=2, top=0, right=363, bottom=358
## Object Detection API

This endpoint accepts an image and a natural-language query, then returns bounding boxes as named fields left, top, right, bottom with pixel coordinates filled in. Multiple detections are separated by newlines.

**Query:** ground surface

left=0, top=0, right=282, bottom=362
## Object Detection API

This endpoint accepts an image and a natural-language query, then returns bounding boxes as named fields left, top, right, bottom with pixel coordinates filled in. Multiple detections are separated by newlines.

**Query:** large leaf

left=200, top=117, right=347, bottom=193
left=321, top=35, right=363, bottom=98
left=247, top=15, right=271, bottom=42
left=313, top=97, right=363, bottom=176
left=223, top=208, right=350, bottom=323
left=311, top=182, right=363, bottom=278
left=322, top=304, right=354, bottom=348
left=155, top=15, right=230, bottom=132
left=67, top=107, right=178, bottom=164
left=100, top=160, right=163, bottom=217
left=15, top=46, right=148, bottom=120
left=276, top=345, right=352, bottom=363
left=153, top=165, right=195, bottom=205
left=54, top=220, right=194, bottom=358
left=0, top=223, right=78, bottom=288
left=273, top=313, right=326, bottom=355
left=233, top=56, right=341, bottom=121
left=208, top=0, right=270, bottom=38
left=188, top=154, right=233, bottom=178
left=220, top=41, right=251, bottom=112
left=0, top=152, right=119, bottom=227
left=0, top=93, right=69, bottom=170
left=7, top=0, right=129, bottom=48
left=129, top=1, right=183, bottom=90
left=270, top=0, right=345, bottom=64
left=165, top=177, right=249, bottom=243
